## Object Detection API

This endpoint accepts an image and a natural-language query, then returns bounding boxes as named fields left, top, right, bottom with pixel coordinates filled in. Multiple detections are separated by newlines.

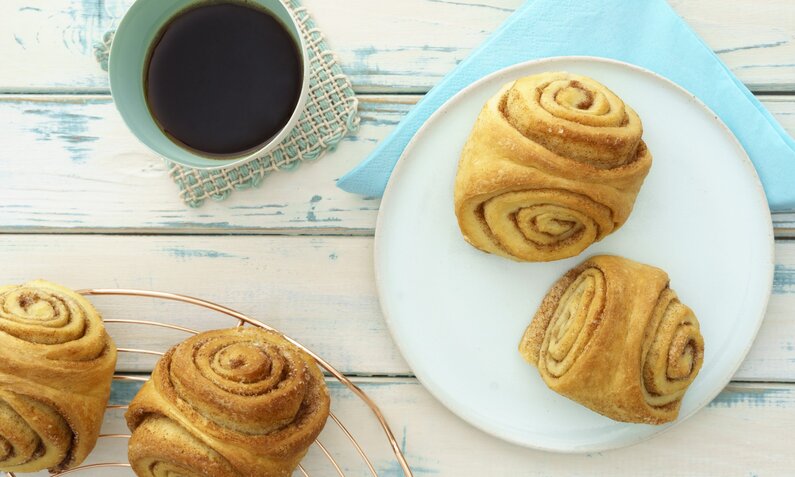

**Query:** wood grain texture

left=0, top=94, right=793, bottom=234
left=0, top=94, right=398, bottom=234
left=1, top=233, right=793, bottom=381
left=22, top=379, right=795, bottom=476
left=2, top=1, right=793, bottom=471
left=0, top=0, right=794, bottom=93
left=0, top=234, right=406, bottom=375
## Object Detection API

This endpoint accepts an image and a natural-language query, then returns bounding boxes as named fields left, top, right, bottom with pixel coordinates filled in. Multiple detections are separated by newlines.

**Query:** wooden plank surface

left=1, top=0, right=795, bottom=93
left=24, top=379, right=795, bottom=476
left=2, top=234, right=793, bottom=381
left=1, top=94, right=793, bottom=234
left=1, top=0, right=793, bottom=474
left=1, top=234, right=406, bottom=376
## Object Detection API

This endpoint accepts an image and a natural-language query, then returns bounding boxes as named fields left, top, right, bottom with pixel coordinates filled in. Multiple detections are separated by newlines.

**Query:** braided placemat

left=97, top=0, right=359, bottom=207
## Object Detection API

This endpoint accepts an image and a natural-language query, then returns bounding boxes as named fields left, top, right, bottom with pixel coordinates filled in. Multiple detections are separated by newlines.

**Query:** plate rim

left=374, top=55, right=775, bottom=453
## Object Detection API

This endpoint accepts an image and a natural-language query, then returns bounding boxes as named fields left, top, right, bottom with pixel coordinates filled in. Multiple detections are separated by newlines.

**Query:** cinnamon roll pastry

left=454, top=72, right=653, bottom=262
left=0, top=280, right=117, bottom=472
left=519, top=256, right=704, bottom=424
left=126, top=327, right=330, bottom=477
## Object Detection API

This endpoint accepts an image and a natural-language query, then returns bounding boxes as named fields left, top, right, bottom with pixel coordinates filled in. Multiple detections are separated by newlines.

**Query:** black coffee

left=145, top=2, right=303, bottom=156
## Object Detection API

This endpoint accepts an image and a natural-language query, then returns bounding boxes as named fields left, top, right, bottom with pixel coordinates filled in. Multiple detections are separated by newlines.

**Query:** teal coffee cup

left=109, top=0, right=309, bottom=170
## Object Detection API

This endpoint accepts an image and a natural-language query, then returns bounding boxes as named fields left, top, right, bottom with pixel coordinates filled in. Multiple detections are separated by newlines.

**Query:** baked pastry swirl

left=0, top=280, right=117, bottom=472
left=454, top=72, right=653, bottom=262
left=519, top=256, right=704, bottom=424
left=126, top=327, right=330, bottom=477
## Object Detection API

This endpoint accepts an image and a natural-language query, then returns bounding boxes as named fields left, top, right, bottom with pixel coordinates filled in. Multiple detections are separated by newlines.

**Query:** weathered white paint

left=23, top=379, right=795, bottom=476
left=0, top=234, right=792, bottom=380
left=1, top=0, right=794, bottom=93
left=0, top=95, right=792, bottom=234
left=1, top=1, right=793, bottom=471
left=0, top=234, right=406, bottom=375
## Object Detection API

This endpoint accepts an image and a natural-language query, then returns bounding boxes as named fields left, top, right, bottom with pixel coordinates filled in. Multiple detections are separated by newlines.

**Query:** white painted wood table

left=1, top=1, right=794, bottom=475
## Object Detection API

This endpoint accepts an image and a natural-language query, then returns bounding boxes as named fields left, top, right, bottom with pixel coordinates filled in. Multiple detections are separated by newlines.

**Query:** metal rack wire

left=6, top=288, right=413, bottom=477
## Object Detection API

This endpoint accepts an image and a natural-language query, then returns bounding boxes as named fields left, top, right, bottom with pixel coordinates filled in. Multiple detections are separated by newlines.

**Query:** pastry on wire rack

left=125, top=327, right=330, bottom=476
left=0, top=280, right=117, bottom=473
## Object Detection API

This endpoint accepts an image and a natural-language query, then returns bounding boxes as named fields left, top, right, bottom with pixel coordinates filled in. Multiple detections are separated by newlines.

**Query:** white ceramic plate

left=375, top=57, right=774, bottom=452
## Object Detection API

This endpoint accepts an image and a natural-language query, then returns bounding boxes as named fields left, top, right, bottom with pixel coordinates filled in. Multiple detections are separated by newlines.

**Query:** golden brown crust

left=126, top=327, right=330, bottom=477
left=518, top=256, right=704, bottom=424
left=128, top=417, right=238, bottom=477
left=0, top=280, right=117, bottom=472
left=454, top=72, right=652, bottom=262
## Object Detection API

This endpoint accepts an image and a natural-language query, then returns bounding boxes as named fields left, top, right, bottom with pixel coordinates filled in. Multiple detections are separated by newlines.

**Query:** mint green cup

left=109, top=0, right=309, bottom=170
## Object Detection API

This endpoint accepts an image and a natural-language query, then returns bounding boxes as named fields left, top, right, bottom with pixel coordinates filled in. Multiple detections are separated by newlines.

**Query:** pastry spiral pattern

left=519, top=256, right=704, bottom=424
left=0, top=280, right=117, bottom=472
left=126, top=327, right=330, bottom=477
left=454, top=72, right=653, bottom=262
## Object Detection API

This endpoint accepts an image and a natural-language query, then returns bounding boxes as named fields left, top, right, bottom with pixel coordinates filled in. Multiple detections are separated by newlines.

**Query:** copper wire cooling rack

left=6, top=289, right=413, bottom=477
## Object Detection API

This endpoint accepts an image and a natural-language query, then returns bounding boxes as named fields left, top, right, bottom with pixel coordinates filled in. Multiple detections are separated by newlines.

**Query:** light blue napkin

left=337, top=0, right=795, bottom=211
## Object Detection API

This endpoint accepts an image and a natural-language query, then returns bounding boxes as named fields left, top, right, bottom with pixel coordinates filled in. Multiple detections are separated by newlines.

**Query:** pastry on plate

left=519, top=256, right=704, bottom=424
left=126, top=327, right=330, bottom=477
left=454, top=72, right=652, bottom=262
left=0, top=280, right=117, bottom=472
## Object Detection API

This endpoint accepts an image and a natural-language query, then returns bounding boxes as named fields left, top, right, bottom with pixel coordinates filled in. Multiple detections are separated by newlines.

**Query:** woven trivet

left=97, top=0, right=359, bottom=207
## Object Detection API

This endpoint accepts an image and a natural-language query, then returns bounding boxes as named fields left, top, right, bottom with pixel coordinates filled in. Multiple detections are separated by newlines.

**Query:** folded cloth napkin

left=337, top=0, right=795, bottom=211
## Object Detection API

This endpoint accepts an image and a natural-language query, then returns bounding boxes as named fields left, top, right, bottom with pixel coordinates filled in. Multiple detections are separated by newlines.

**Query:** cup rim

left=109, top=0, right=311, bottom=171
